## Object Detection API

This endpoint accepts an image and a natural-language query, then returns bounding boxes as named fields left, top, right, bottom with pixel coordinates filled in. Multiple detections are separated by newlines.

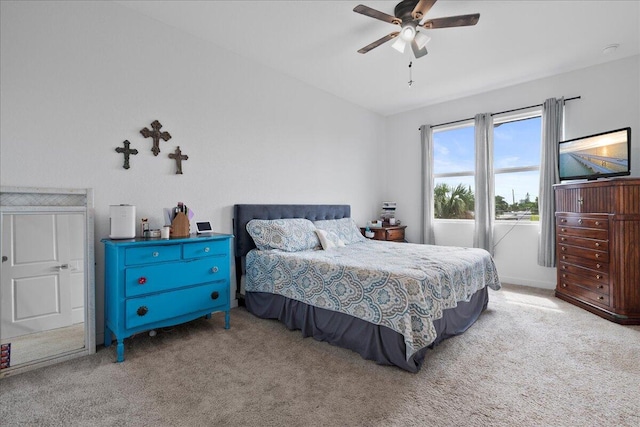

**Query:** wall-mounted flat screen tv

left=558, top=127, right=631, bottom=181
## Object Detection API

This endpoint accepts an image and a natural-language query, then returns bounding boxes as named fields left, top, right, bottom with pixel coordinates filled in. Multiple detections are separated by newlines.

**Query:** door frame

left=0, top=187, right=95, bottom=378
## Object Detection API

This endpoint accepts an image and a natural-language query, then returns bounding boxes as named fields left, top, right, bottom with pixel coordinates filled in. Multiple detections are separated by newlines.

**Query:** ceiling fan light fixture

left=399, top=24, right=416, bottom=42
left=392, top=37, right=407, bottom=53
left=414, top=31, right=431, bottom=50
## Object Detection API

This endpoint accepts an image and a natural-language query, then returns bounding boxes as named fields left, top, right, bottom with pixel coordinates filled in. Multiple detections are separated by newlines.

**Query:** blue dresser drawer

left=183, top=239, right=228, bottom=259
left=125, top=281, right=229, bottom=329
left=125, top=257, right=229, bottom=298
left=125, top=245, right=181, bottom=266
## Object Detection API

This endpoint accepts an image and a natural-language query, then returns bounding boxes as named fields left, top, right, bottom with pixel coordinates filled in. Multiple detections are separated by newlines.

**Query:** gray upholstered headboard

left=232, top=204, right=351, bottom=297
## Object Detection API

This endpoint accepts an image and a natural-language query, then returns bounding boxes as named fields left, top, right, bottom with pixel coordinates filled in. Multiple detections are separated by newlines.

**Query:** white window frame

left=432, top=107, right=543, bottom=222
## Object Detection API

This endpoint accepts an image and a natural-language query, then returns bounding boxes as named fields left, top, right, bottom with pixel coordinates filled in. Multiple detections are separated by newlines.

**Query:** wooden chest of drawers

left=554, top=178, right=640, bottom=324
left=102, top=234, right=232, bottom=361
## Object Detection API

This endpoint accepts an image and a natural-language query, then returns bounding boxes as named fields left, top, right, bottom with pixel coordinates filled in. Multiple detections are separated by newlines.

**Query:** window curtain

left=537, top=97, right=565, bottom=267
left=420, top=125, right=436, bottom=245
left=474, top=113, right=495, bottom=255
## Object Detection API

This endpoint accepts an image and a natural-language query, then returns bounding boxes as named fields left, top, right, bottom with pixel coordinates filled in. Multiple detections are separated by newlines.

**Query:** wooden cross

left=115, top=140, right=138, bottom=170
left=168, top=146, right=188, bottom=174
left=140, top=120, right=172, bottom=156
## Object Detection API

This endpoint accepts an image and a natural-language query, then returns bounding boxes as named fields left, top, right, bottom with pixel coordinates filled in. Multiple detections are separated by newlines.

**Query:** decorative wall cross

left=168, top=146, right=189, bottom=174
left=140, top=120, right=172, bottom=156
left=115, top=140, right=138, bottom=170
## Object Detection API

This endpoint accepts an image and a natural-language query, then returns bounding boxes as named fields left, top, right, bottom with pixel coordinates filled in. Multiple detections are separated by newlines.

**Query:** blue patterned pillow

left=313, top=218, right=366, bottom=245
left=246, top=218, right=320, bottom=252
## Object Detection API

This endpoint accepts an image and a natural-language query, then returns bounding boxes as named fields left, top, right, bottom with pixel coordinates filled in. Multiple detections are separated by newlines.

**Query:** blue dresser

left=102, top=234, right=232, bottom=362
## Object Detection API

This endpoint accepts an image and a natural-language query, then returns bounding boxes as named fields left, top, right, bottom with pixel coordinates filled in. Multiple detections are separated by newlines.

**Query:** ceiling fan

left=354, top=0, right=480, bottom=58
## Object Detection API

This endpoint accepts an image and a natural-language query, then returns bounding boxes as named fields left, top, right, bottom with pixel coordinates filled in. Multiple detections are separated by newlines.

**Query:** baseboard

left=499, top=275, right=555, bottom=290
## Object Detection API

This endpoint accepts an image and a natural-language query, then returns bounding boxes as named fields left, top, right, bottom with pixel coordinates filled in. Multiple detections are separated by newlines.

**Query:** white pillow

left=315, top=229, right=346, bottom=250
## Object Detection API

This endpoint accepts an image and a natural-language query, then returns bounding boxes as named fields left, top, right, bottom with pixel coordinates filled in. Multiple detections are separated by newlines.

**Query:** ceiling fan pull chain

left=408, top=61, right=414, bottom=87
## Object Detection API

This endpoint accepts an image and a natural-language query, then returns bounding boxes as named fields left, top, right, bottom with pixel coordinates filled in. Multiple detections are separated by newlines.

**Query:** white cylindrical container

left=109, top=205, right=136, bottom=239
left=161, top=226, right=171, bottom=239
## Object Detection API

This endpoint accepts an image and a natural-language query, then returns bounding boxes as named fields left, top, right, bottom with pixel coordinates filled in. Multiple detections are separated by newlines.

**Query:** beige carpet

left=1, top=284, right=638, bottom=426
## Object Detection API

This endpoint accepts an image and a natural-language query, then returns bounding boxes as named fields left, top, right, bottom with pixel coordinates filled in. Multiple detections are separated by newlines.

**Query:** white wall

left=384, top=55, right=640, bottom=289
left=0, top=1, right=385, bottom=343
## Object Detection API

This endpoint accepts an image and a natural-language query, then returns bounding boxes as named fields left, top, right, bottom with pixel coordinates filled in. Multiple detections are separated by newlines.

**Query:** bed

left=233, top=204, right=501, bottom=372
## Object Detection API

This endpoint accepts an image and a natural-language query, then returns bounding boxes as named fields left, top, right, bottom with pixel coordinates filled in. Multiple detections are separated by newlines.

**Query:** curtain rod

left=419, top=96, right=581, bottom=130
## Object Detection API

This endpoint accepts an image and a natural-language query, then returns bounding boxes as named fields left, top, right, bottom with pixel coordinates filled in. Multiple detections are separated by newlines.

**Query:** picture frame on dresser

left=554, top=177, right=640, bottom=324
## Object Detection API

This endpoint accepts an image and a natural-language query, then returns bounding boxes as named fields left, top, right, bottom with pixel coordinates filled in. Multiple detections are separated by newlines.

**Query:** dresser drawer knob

left=562, top=283, right=567, bottom=288
left=596, top=263, right=601, bottom=269
left=152, top=251, right=159, bottom=258
left=596, top=274, right=602, bottom=280
left=561, top=228, right=566, bottom=232
left=595, top=221, right=600, bottom=226
left=204, top=247, right=210, bottom=253
left=211, top=291, right=219, bottom=300
left=598, top=296, right=604, bottom=300
left=561, top=247, right=566, bottom=251
left=561, top=218, right=567, bottom=223
left=137, top=306, right=148, bottom=316
left=595, top=242, right=600, bottom=247
left=562, top=274, right=566, bottom=278
left=561, top=237, right=566, bottom=241
left=578, top=219, right=583, bottom=224
left=597, top=285, right=604, bottom=289
left=562, top=265, right=567, bottom=270
left=138, top=277, right=147, bottom=285
left=595, top=253, right=600, bottom=258
left=211, top=266, right=219, bottom=273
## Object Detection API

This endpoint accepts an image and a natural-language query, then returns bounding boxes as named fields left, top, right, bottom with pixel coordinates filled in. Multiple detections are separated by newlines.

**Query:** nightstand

left=360, top=225, right=407, bottom=242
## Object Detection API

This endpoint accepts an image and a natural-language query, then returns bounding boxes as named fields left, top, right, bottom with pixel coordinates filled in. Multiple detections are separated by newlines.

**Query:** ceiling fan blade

left=411, top=39, right=428, bottom=58
left=421, top=13, right=480, bottom=29
left=357, top=32, right=399, bottom=54
left=353, top=4, right=401, bottom=25
left=411, top=0, right=438, bottom=20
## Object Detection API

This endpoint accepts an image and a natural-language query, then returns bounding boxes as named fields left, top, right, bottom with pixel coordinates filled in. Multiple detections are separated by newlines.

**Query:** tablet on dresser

left=196, top=221, right=213, bottom=234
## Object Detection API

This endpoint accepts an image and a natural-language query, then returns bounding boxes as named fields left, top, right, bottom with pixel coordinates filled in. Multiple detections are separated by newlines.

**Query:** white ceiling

left=116, top=0, right=640, bottom=116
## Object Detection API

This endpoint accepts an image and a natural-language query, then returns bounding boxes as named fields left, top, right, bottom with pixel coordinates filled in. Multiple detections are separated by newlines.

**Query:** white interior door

left=1, top=213, right=82, bottom=340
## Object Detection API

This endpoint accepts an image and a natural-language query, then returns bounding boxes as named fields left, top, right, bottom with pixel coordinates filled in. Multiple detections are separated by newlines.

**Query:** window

left=433, top=122, right=475, bottom=219
left=432, top=110, right=542, bottom=220
left=494, top=110, right=541, bottom=221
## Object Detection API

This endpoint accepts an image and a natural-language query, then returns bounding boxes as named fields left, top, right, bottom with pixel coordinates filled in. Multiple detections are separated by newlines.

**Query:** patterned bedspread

left=245, top=240, right=501, bottom=360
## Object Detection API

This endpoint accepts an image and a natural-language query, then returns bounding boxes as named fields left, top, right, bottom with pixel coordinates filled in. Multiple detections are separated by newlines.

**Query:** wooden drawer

left=125, top=257, right=230, bottom=297
left=558, top=269, right=609, bottom=295
left=386, top=228, right=405, bottom=241
left=558, top=262, right=608, bottom=285
left=125, top=245, right=181, bottom=266
left=125, top=281, right=229, bottom=329
left=558, top=243, right=609, bottom=263
left=556, top=225, right=608, bottom=240
left=558, top=253, right=608, bottom=272
left=557, top=234, right=608, bottom=252
left=557, top=282, right=610, bottom=308
left=556, top=215, right=609, bottom=230
left=183, top=239, right=228, bottom=259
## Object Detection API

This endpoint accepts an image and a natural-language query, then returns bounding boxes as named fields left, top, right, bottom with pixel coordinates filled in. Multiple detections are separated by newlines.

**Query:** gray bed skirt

left=245, top=287, right=489, bottom=373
